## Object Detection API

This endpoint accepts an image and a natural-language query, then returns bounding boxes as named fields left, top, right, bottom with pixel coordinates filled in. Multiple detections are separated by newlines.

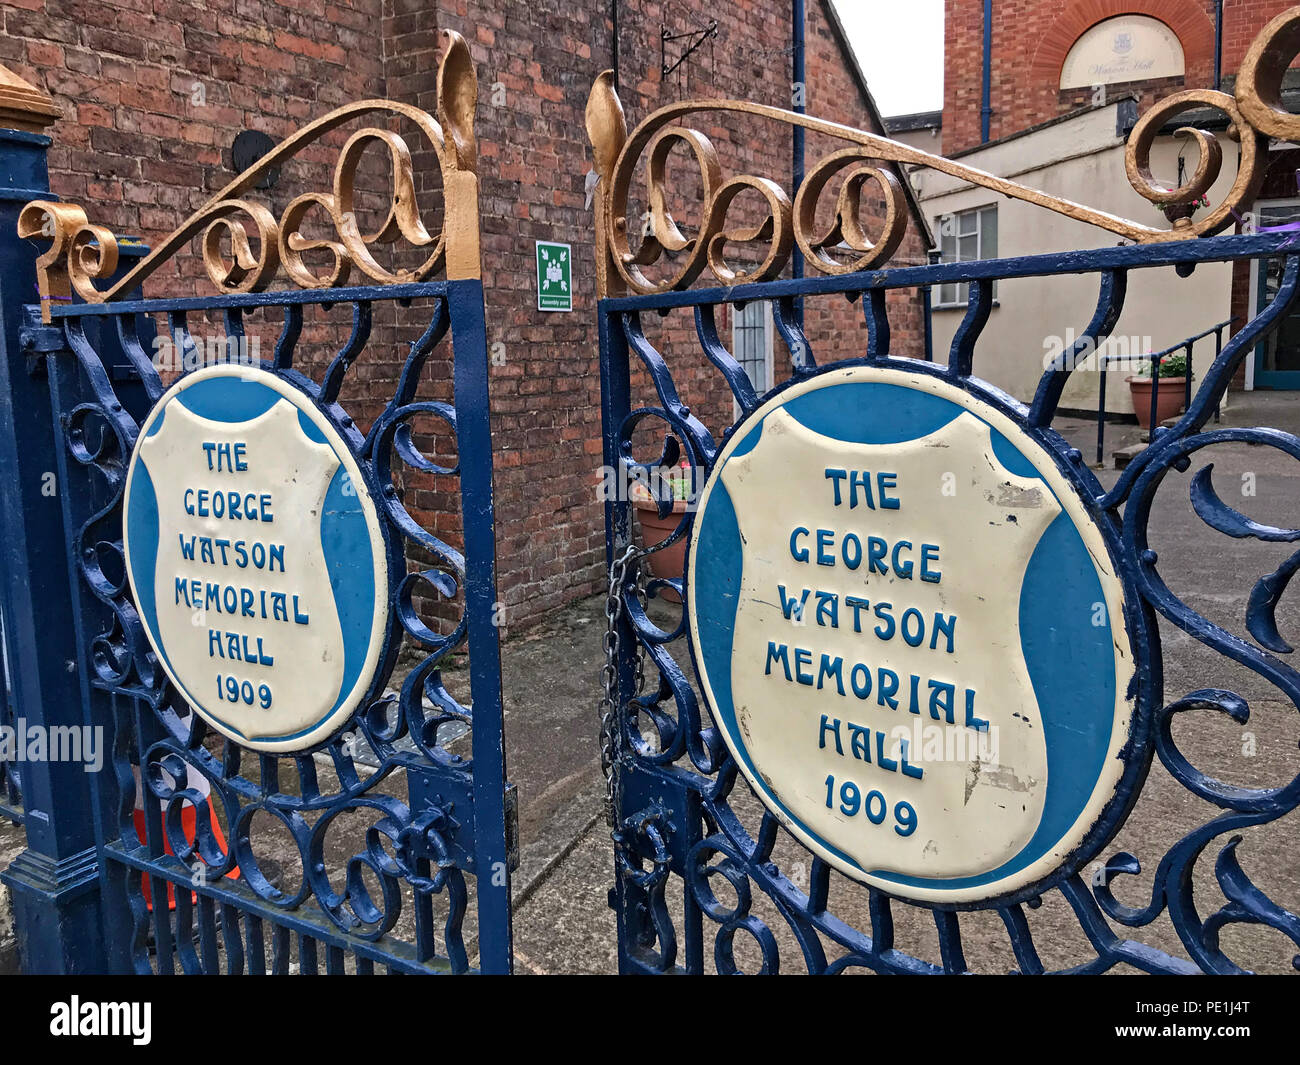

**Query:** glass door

left=1254, top=199, right=1300, bottom=389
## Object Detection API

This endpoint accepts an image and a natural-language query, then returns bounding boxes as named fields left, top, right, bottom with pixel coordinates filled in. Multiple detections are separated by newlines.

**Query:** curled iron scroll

left=20, top=30, right=480, bottom=320
left=586, top=6, right=1300, bottom=296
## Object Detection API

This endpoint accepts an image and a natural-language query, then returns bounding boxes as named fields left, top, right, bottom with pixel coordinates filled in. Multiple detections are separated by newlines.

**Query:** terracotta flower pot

left=1127, top=376, right=1186, bottom=430
left=633, top=497, right=688, bottom=603
left=1161, top=203, right=1197, bottom=223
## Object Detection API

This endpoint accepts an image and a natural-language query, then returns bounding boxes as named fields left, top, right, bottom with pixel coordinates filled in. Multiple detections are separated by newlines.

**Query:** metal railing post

left=1149, top=362, right=1160, bottom=436
left=1215, top=323, right=1225, bottom=422
left=1097, top=360, right=1108, bottom=467
left=0, top=68, right=110, bottom=973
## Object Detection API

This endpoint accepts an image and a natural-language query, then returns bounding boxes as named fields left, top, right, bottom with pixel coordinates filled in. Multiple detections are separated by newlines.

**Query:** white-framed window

left=733, top=300, right=774, bottom=401
left=934, top=205, right=998, bottom=308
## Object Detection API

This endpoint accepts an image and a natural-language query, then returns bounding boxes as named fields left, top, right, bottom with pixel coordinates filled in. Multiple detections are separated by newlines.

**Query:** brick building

left=908, top=2, right=1300, bottom=416
left=0, top=0, right=929, bottom=633
left=941, top=0, right=1296, bottom=156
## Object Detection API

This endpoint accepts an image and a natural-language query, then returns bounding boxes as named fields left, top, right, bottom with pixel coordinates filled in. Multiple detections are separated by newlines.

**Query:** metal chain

left=599, top=544, right=640, bottom=830
left=632, top=562, right=646, bottom=697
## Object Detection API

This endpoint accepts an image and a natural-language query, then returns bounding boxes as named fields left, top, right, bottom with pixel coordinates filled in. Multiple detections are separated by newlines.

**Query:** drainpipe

left=792, top=0, right=805, bottom=327
left=611, top=0, right=620, bottom=93
left=1214, top=0, right=1223, bottom=91
left=981, top=0, right=992, bottom=143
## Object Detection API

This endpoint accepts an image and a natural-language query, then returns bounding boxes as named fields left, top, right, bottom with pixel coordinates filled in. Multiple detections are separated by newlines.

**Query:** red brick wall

left=3, top=0, right=387, bottom=285
left=4, top=0, right=927, bottom=634
left=431, top=0, right=928, bottom=630
left=1221, top=0, right=1300, bottom=70
left=2, top=0, right=410, bottom=437
left=943, top=0, right=1299, bottom=155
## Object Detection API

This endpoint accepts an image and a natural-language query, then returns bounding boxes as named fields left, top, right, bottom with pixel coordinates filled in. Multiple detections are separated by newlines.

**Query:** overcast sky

left=833, top=0, right=945, bottom=117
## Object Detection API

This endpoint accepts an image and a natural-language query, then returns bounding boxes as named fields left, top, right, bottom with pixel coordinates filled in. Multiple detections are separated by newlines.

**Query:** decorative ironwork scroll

left=20, top=30, right=481, bottom=321
left=587, top=7, right=1300, bottom=298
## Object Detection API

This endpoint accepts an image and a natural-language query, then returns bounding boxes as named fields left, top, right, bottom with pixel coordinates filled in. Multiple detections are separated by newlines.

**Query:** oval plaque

left=687, top=365, right=1144, bottom=905
left=123, top=365, right=392, bottom=753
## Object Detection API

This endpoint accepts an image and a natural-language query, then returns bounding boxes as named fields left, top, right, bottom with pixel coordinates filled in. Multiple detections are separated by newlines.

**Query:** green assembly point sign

left=536, top=240, right=572, bottom=311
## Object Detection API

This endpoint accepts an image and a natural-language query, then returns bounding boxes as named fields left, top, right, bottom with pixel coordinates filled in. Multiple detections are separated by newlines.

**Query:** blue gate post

left=0, top=68, right=110, bottom=973
left=447, top=276, right=515, bottom=975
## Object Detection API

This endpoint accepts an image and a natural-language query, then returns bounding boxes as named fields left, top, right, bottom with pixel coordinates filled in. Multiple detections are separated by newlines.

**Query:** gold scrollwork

left=1123, top=89, right=1263, bottom=239
left=706, top=176, right=792, bottom=286
left=586, top=5, right=1300, bottom=297
left=21, top=29, right=480, bottom=321
left=794, top=150, right=906, bottom=275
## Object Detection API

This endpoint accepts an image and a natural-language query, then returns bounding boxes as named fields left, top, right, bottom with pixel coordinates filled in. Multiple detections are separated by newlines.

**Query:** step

left=1113, top=414, right=1186, bottom=465
left=1112, top=443, right=1145, bottom=469
left=1127, top=416, right=1182, bottom=448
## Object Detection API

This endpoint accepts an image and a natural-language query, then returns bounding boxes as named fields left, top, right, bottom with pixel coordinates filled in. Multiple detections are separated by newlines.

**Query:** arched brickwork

left=1030, top=1, right=1216, bottom=86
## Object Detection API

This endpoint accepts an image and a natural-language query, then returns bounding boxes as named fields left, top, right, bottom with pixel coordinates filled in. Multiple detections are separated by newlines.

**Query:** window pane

left=979, top=207, right=997, bottom=259
left=937, top=281, right=970, bottom=306
left=734, top=302, right=769, bottom=392
left=736, top=326, right=754, bottom=361
left=933, top=207, right=997, bottom=304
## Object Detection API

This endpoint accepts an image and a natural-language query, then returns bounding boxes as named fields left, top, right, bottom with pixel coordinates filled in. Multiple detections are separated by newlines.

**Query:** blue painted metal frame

left=0, top=127, right=111, bottom=973
left=17, top=273, right=514, bottom=974
left=599, top=230, right=1300, bottom=974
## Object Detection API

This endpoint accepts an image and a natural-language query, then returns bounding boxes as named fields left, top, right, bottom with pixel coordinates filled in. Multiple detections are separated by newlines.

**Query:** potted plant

left=1159, top=193, right=1209, bottom=225
left=631, top=461, right=695, bottom=603
left=1128, top=351, right=1188, bottom=430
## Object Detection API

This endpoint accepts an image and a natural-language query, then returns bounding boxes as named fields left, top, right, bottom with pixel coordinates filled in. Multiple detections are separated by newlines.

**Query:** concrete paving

left=3, top=391, right=1299, bottom=974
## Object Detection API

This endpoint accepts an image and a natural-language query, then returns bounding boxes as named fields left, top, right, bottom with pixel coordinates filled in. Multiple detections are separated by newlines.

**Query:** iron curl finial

left=20, top=29, right=482, bottom=321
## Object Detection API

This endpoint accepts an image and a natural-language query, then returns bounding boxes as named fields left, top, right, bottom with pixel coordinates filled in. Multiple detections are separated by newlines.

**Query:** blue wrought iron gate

left=4, top=10, right=1300, bottom=980
left=0, top=33, right=514, bottom=974
left=586, top=11, right=1300, bottom=975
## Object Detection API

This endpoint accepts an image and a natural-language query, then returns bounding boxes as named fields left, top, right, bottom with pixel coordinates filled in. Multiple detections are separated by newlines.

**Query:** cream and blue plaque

left=123, top=365, right=391, bottom=754
left=687, top=365, right=1139, bottom=905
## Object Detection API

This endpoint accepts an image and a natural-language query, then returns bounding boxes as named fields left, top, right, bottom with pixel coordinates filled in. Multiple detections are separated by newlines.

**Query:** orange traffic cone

left=131, top=764, right=240, bottom=911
